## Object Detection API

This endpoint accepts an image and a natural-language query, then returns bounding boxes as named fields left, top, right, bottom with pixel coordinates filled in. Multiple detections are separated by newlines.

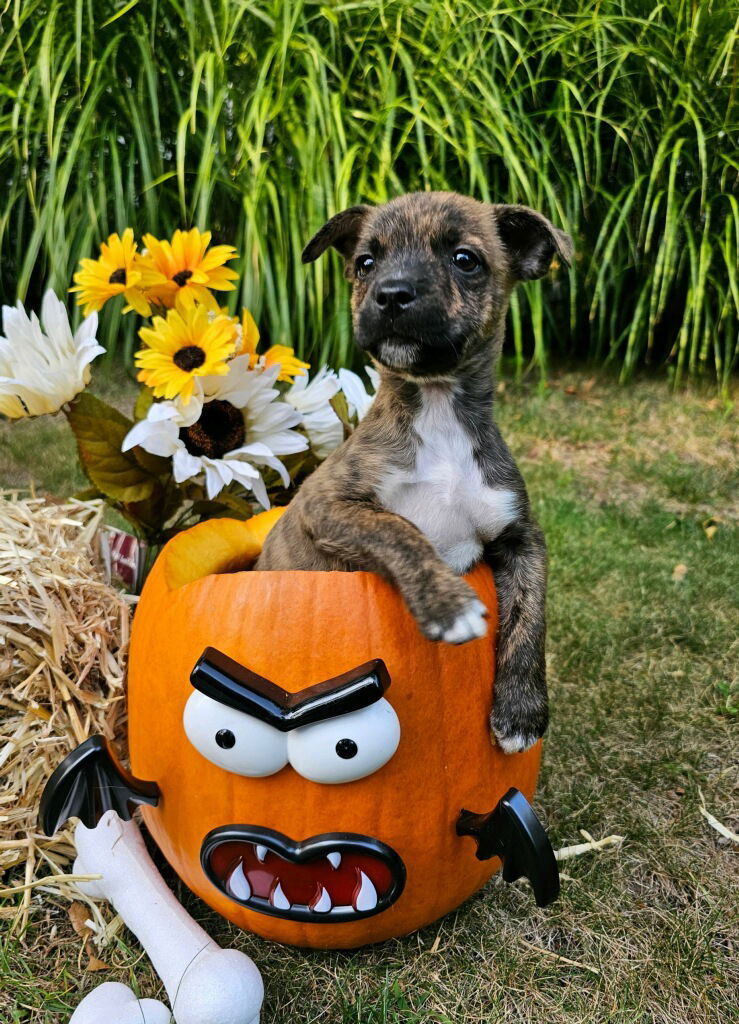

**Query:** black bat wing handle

left=39, top=735, right=159, bottom=836
left=457, top=787, right=560, bottom=908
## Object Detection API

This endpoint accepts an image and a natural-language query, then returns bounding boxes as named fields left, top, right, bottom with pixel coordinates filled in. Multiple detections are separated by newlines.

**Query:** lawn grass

left=1, top=373, right=737, bottom=1023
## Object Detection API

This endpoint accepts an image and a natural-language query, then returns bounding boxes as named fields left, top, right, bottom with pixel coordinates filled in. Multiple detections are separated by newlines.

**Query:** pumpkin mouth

left=201, top=825, right=406, bottom=922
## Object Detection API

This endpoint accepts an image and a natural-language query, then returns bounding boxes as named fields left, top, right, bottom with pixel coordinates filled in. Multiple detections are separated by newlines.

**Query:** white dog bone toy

left=70, top=982, right=172, bottom=1024
left=72, top=810, right=263, bottom=1024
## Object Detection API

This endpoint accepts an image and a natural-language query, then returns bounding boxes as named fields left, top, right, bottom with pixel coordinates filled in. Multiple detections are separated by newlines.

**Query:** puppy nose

left=374, top=278, right=417, bottom=314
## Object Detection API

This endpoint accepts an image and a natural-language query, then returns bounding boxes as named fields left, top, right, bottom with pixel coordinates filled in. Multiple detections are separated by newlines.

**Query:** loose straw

left=0, top=493, right=133, bottom=937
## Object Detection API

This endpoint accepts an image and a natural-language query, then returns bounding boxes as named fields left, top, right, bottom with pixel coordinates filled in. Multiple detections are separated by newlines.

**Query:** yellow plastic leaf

left=164, top=508, right=286, bottom=590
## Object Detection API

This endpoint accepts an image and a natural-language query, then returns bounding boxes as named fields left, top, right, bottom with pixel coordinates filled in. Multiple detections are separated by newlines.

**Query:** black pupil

left=358, top=256, right=373, bottom=274
left=454, top=250, right=477, bottom=269
left=216, top=729, right=235, bottom=749
left=335, top=738, right=358, bottom=759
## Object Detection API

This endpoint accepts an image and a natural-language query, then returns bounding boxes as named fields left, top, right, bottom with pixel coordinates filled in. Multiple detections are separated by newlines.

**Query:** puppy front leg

left=484, top=519, right=548, bottom=753
left=302, top=497, right=489, bottom=644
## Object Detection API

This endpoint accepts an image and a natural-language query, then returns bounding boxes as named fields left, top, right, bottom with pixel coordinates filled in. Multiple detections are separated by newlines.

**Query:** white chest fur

left=376, top=387, right=518, bottom=574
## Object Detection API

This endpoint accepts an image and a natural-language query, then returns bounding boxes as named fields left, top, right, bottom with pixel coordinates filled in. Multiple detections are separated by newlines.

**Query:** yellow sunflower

left=134, top=304, right=238, bottom=403
left=235, top=307, right=261, bottom=365
left=137, top=228, right=238, bottom=313
left=235, top=308, right=309, bottom=381
left=263, top=344, right=310, bottom=381
left=70, top=229, right=150, bottom=315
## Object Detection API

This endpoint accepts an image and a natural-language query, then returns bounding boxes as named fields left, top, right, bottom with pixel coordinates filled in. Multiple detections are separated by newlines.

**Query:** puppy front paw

left=434, top=597, right=488, bottom=644
left=413, top=577, right=489, bottom=638
left=490, top=685, right=548, bottom=754
left=492, top=726, right=541, bottom=755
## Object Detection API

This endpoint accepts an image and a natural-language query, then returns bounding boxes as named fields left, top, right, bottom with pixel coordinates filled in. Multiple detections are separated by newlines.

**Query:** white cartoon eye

left=286, top=698, right=400, bottom=784
left=183, top=691, right=288, bottom=777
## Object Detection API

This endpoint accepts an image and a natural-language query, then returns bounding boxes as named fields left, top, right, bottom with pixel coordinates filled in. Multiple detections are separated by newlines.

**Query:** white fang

left=270, top=881, right=291, bottom=910
left=227, top=860, right=251, bottom=901
left=327, top=852, right=342, bottom=869
left=354, top=871, right=378, bottom=912
left=312, top=886, right=332, bottom=913
left=255, top=844, right=268, bottom=863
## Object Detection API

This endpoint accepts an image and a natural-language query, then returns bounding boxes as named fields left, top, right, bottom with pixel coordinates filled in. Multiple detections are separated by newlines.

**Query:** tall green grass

left=0, top=0, right=737, bottom=390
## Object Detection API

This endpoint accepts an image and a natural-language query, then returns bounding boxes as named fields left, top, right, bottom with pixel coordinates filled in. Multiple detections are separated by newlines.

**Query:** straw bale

left=0, top=493, right=134, bottom=933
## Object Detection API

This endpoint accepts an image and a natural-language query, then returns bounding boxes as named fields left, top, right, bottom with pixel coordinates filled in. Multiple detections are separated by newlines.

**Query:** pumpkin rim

left=162, top=508, right=284, bottom=590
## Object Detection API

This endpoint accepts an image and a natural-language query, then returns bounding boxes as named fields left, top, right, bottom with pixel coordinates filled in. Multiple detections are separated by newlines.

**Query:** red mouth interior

left=209, top=840, right=394, bottom=914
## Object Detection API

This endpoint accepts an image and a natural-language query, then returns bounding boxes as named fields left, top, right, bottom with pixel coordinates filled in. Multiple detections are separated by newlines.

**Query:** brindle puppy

left=256, top=192, right=572, bottom=753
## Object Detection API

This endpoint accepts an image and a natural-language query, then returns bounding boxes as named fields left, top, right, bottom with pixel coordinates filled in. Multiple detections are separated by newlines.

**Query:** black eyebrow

left=190, top=647, right=391, bottom=732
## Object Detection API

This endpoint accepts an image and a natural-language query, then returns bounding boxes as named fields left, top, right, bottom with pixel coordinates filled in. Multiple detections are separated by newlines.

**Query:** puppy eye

left=452, top=248, right=480, bottom=272
left=183, top=691, right=288, bottom=777
left=355, top=254, right=375, bottom=279
left=287, top=699, right=400, bottom=784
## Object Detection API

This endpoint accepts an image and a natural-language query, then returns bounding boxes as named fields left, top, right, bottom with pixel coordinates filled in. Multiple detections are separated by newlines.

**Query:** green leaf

left=329, top=391, right=353, bottom=436
left=133, top=387, right=155, bottom=422
left=280, top=449, right=319, bottom=482
left=116, top=484, right=183, bottom=541
left=67, top=392, right=158, bottom=503
left=73, top=485, right=104, bottom=501
left=211, top=489, right=257, bottom=518
left=187, top=499, right=251, bottom=523
left=132, top=446, right=173, bottom=478
left=100, top=0, right=140, bottom=28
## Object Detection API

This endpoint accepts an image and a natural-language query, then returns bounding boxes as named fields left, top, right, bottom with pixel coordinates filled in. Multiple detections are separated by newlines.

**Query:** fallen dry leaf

left=699, top=789, right=739, bottom=844
left=68, top=901, right=93, bottom=940
left=68, top=901, right=111, bottom=971
left=672, top=563, right=688, bottom=582
left=87, top=951, right=111, bottom=971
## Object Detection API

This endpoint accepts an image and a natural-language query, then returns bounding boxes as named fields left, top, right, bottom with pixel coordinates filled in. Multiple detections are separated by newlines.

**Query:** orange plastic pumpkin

left=127, top=514, right=543, bottom=950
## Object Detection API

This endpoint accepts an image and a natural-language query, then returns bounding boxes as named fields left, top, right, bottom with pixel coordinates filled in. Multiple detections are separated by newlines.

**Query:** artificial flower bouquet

left=0, top=227, right=377, bottom=586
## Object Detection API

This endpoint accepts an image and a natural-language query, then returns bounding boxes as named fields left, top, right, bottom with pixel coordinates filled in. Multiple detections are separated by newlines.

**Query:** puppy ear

left=302, top=205, right=372, bottom=264
left=492, top=204, right=573, bottom=281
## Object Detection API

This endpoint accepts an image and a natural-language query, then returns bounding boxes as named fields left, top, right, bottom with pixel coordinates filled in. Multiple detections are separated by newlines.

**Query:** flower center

left=172, top=269, right=193, bottom=287
left=180, top=399, right=246, bottom=459
left=173, top=345, right=206, bottom=372
left=108, top=267, right=127, bottom=285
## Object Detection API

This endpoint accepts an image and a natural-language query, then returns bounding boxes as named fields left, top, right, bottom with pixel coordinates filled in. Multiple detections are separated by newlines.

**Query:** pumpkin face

left=128, top=516, right=542, bottom=949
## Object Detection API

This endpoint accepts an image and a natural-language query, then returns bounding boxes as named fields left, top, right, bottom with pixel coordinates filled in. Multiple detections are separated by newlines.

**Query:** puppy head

left=302, top=192, right=572, bottom=378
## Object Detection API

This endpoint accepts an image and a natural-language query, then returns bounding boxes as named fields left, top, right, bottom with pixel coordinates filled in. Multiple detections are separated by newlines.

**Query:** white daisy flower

left=0, top=290, right=104, bottom=418
left=122, top=360, right=307, bottom=507
left=338, top=366, right=380, bottom=421
left=284, top=367, right=344, bottom=457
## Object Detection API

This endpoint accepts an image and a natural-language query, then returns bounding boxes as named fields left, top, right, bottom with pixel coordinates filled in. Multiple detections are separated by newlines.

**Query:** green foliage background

left=1, top=0, right=737, bottom=389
